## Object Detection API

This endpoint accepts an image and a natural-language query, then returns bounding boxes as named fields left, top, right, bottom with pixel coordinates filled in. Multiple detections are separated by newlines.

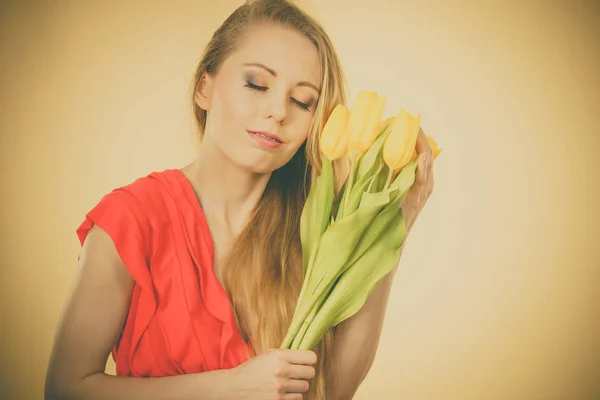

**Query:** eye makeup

left=244, top=72, right=268, bottom=91
left=242, top=71, right=317, bottom=111
left=244, top=80, right=268, bottom=91
left=290, top=97, right=313, bottom=111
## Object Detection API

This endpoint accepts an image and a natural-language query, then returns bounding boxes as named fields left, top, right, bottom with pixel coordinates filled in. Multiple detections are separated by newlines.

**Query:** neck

left=183, top=138, right=271, bottom=235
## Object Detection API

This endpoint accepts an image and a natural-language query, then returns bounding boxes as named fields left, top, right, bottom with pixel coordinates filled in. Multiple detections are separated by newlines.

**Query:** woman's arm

left=44, top=225, right=231, bottom=400
left=329, top=127, right=435, bottom=400
left=329, top=245, right=405, bottom=400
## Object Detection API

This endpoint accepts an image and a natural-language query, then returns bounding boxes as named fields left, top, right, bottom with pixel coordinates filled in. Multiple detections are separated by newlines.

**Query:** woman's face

left=195, top=23, right=322, bottom=174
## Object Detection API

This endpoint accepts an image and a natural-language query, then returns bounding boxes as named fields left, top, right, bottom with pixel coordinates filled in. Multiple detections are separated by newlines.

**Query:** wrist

left=215, top=367, right=240, bottom=400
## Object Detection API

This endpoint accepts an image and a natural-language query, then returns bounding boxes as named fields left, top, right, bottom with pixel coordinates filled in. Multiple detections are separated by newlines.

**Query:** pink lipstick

left=247, top=130, right=284, bottom=149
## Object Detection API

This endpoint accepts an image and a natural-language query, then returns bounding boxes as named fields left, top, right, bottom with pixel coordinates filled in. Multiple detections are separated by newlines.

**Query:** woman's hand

left=401, top=127, right=435, bottom=233
left=227, top=348, right=317, bottom=400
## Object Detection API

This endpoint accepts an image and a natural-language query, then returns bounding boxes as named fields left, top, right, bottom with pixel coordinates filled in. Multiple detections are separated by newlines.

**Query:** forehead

left=229, top=23, right=321, bottom=87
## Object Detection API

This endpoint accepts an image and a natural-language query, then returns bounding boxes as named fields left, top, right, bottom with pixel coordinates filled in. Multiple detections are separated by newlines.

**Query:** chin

left=234, top=154, right=282, bottom=175
left=221, top=137, right=295, bottom=175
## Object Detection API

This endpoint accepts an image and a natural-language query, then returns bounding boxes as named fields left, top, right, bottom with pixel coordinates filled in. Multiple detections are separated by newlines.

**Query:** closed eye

left=290, top=97, right=311, bottom=111
left=244, top=81, right=268, bottom=91
left=245, top=81, right=312, bottom=111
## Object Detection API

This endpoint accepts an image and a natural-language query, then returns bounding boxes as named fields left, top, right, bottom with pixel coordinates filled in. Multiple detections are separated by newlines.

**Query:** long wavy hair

left=190, top=0, right=349, bottom=398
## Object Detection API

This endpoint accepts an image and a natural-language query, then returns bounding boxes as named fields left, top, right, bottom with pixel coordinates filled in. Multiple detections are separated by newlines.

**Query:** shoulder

left=77, top=169, right=183, bottom=246
left=112, top=169, right=179, bottom=202
left=96, top=169, right=183, bottom=217
left=75, top=170, right=182, bottom=291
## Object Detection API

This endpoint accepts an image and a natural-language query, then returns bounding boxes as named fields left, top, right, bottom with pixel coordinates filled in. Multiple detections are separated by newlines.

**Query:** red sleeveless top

left=76, top=169, right=254, bottom=377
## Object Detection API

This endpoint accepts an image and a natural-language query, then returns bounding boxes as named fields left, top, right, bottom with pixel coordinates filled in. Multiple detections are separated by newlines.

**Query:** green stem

left=365, top=162, right=384, bottom=194
left=281, top=280, right=326, bottom=349
left=284, top=263, right=340, bottom=349
left=383, top=168, right=394, bottom=191
left=291, top=274, right=337, bottom=349
left=281, top=254, right=318, bottom=349
left=290, top=298, right=321, bottom=349
left=281, top=298, right=314, bottom=348
left=365, top=175, right=377, bottom=193
left=339, top=153, right=359, bottom=219
left=297, top=309, right=329, bottom=351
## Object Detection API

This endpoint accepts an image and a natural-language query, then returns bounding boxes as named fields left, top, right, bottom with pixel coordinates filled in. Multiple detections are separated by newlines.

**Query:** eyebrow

left=243, top=62, right=321, bottom=94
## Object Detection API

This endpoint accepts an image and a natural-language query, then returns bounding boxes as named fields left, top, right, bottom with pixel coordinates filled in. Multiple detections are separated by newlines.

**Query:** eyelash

left=244, top=81, right=311, bottom=111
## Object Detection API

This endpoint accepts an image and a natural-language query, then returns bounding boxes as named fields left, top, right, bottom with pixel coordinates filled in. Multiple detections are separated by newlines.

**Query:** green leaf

left=282, top=155, right=335, bottom=349
left=283, top=151, right=420, bottom=350
left=299, top=154, right=334, bottom=276
left=289, top=280, right=334, bottom=349
left=358, top=184, right=397, bottom=209
left=339, top=126, right=393, bottom=217
left=345, top=161, right=383, bottom=215
left=330, top=179, right=347, bottom=223
left=391, top=157, right=419, bottom=193
left=369, top=162, right=391, bottom=193
left=297, top=194, right=407, bottom=350
left=305, top=185, right=402, bottom=304
left=355, top=125, right=391, bottom=180
left=282, top=188, right=393, bottom=348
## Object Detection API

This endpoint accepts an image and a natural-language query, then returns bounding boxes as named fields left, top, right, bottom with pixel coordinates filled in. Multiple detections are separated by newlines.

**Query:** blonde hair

left=190, top=1, right=349, bottom=398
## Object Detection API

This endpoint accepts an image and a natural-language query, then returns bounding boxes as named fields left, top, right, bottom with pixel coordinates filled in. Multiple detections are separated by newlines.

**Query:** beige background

left=1, top=0, right=599, bottom=399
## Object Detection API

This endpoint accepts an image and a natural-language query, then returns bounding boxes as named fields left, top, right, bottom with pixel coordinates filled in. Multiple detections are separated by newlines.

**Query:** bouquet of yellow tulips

left=280, top=91, right=441, bottom=351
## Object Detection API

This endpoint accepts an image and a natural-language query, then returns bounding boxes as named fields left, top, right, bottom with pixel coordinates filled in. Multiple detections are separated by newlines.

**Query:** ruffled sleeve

left=76, top=185, right=158, bottom=372
left=76, top=187, right=153, bottom=290
left=74, top=170, right=254, bottom=376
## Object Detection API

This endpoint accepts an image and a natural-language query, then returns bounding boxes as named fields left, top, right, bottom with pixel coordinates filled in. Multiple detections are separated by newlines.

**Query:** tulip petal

left=383, top=109, right=421, bottom=170
left=358, top=95, right=387, bottom=153
left=320, top=104, right=350, bottom=160
left=426, top=134, right=442, bottom=159
left=348, top=91, right=378, bottom=152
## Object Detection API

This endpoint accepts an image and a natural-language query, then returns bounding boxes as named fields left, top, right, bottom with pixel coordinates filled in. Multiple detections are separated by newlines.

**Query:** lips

left=247, top=130, right=284, bottom=144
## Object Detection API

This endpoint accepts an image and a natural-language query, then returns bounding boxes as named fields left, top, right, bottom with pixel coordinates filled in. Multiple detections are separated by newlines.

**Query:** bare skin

left=45, top=16, right=435, bottom=400
left=44, top=224, right=317, bottom=400
left=329, top=128, right=434, bottom=400
left=45, top=23, right=322, bottom=400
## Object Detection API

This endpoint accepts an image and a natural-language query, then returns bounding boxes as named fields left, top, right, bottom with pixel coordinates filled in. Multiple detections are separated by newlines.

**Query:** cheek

left=213, top=84, right=256, bottom=125
left=288, top=114, right=313, bottom=146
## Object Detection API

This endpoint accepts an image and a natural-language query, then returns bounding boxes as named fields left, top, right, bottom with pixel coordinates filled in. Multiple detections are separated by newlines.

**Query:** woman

left=45, top=0, right=435, bottom=399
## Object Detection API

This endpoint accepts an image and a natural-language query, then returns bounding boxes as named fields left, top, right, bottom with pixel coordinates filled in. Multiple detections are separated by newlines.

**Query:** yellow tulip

left=320, top=104, right=351, bottom=160
left=380, top=114, right=442, bottom=163
left=347, top=91, right=378, bottom=155
left=377, top=116, right=396, bottom=133
left=409, top=148, right=418, bottom=162
left=408, top=134, right=442, bottom=162
left=426, top=134, right=442, bottom=159
left=383, top=109, right=421, bottom=170
left=349, top=94, right=386, bottom=154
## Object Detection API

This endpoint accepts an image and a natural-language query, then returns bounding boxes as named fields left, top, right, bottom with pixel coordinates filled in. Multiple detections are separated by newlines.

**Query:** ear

left=194, top=72, right=213, bottom=111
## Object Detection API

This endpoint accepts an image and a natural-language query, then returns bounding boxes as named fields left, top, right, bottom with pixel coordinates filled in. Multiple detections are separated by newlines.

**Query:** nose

left=265, top=94, right=287, bottom=123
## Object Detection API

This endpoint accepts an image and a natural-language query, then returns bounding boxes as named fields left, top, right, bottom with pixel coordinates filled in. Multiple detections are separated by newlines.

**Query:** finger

left=284, top=378, right=310, bottom=393
left=415, top=127, right=433, bottom=157
left=414, top=129, right=432, bottom=177
left=288, top=364, right=316, bottom=380
left=416, top=151, right=430, bottom=182
left=279, top=349, right=318, bottom=365
left=427, top=174, right=435, bottom=195
left=282, top=393, right=304, bottom=400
